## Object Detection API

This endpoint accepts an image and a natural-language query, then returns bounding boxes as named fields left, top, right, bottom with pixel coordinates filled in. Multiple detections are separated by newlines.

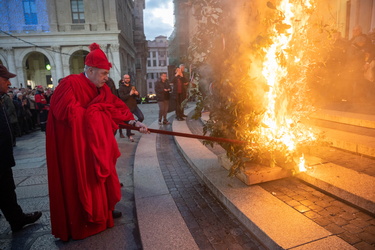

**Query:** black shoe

left=112, top=210, right=122, bottom=219
left=163, top=120, right=170, bottom=125
left=129, top=133, right=135, bottom=136
left=182, top=114, right=187, bottom=117
left=11, top=211, right=42, bottom=232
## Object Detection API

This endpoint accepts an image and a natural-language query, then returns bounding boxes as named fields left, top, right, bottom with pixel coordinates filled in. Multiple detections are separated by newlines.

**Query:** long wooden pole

left=119, top=123, right=246, bottom=144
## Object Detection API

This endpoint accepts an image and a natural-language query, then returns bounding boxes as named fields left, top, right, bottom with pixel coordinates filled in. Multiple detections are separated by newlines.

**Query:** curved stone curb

left=133, top=117, right=199, bottom=250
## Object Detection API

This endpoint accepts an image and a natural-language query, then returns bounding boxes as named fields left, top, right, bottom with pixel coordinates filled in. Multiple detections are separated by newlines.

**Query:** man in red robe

left=46, top=43, right=148, bottom=241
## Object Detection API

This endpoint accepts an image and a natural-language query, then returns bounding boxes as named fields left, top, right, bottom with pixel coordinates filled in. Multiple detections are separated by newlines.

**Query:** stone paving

left=156, top=124, right=265, bottom=250
left=186, top=114, right=375, bottom=250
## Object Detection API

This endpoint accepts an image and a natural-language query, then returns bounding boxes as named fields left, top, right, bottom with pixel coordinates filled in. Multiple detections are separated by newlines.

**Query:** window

left=71, top=0, right=85, bottom=23
left=159, top=60, right=166, bottom=66
left=23, top=0, right=38, bottom=25
left=152, top=51, right=156, bottom=58
left=147, top=60, right=151, bottom=67
left=159, top=51, right=165, bottom=57
left=151, top=73, right=154, bottom=79
left=153, top=60, right=157, bottom=67
left=148, top=82, right=152, bottom=88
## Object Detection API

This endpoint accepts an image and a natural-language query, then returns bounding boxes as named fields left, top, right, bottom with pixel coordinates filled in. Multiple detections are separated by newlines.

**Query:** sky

left=143, top=0, right=174, bottom=41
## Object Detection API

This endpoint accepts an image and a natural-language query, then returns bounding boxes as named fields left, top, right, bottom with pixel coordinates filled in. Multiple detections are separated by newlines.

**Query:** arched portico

left=16, top=48, right=56, bottom=89
left=22, top=51, right=53, bottom=89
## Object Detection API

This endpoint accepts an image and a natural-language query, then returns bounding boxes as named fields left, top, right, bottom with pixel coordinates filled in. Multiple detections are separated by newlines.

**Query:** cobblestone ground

left=186, top=115, right=375, bottom=250
left=260, top=178, right=375, bottom=249
left=156, top=123, right=265, bottom=250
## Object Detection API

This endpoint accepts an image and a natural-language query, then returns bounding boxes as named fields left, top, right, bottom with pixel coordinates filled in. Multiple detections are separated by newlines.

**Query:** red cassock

left=46, top=73, right=134, bottom=241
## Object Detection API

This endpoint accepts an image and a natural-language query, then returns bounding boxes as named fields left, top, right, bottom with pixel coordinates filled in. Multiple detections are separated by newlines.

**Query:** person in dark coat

left=155, top=72, right=171, bottom=124
left=3, top=92, right=19, bottom=146
left=118, top=74, right=144, bottom=141
left=0, top=65, right=42, bottom=232
left=171, top=68, right=188, bottom=121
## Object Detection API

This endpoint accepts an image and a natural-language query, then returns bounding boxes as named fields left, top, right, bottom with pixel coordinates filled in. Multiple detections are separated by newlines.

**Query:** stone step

left=308, top=109, right=375, bottom=158
left=174, top=112, right=354, bottom=249
left=311, top=109, right=375, bottom=129
left=218, top=152, right=375, bottom=215
left=300, top=155, right=375, bottom=215
left=313, top=124, right=375, bottom=158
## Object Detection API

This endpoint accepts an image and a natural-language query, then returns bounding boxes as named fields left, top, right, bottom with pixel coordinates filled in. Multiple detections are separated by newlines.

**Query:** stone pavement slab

left=173, top=107, right=354, bottom=249
left=136, top=194, right=198, bottom=250
left=290, top=235, right=356, bottom=250
left=134, top=119, right=199, bottom=250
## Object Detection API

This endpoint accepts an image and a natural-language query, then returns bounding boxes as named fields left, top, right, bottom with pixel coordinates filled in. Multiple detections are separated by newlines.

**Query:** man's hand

left=134, top=121, right=149, bottom=134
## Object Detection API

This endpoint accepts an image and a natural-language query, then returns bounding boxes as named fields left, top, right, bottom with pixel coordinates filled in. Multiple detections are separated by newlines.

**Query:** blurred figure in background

left=155, top=72, right=171, bottom=125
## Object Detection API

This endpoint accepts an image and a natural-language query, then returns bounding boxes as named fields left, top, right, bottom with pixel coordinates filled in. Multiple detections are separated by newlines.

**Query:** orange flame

left=256, top=0, right=316, bottom=172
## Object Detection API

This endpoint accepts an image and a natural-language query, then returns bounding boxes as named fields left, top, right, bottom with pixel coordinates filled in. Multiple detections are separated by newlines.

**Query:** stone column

left=52, top=46, right=64, bottom=86
left=108, top=0, right=119, bottom=30
left=96, top=0, right=106, bottom=30
left=109, top=44, right=121, bottom=86
left=47, top=0, right=58, bottom=32
left=4, top=47, right=19, bottom=87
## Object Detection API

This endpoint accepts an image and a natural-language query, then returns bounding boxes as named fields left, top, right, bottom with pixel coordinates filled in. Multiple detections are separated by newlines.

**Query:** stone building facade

left=146, top=35, right=169, bottom=95
left=0, top=0, right=147, bottom=93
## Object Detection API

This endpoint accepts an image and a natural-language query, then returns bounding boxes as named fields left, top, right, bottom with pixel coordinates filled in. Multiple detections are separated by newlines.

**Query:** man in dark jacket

left=172, top=68, right=188, bottom=121
left=155, top=72, right=171, bottom=124
left=118, top=74, right=144, bottom=141
left=0, top=65, right=42, bottom=232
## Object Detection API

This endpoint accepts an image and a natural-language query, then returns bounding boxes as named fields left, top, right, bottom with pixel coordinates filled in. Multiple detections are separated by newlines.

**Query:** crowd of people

left=314, top=25, right=375, bottom=104
left=3, top=85, right=53, bottom=146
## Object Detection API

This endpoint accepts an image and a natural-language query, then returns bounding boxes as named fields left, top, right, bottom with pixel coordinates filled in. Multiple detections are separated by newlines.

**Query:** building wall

left=0, top=0, right=146, bottom=89
left=133, top=0, right=148, bottom=96
left=146, top=36, right=169, bottom=94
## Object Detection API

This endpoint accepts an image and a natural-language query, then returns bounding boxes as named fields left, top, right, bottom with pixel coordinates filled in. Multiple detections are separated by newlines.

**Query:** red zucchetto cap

left=84, top=43, right=112, bottom=70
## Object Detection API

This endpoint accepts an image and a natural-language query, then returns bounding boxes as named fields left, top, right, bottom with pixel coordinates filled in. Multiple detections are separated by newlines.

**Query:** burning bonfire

left=254, top=0, right=318, bottom=171
left=189, top=0, right=328, bottom=175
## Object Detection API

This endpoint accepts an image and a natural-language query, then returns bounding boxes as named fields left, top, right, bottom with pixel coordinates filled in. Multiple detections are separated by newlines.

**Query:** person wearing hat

left=0, top=65, right=42, bottom=232
left=46, top=43, right=149, bottom=241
